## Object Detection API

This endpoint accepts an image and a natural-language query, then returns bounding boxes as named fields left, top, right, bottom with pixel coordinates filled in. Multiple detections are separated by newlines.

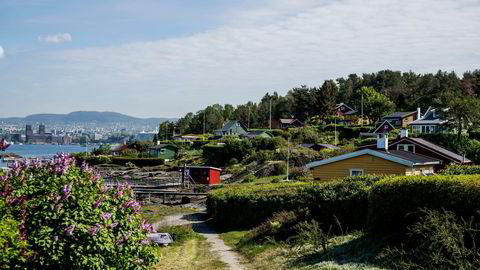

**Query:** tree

left=358, top=87, right=395, bottom=123
left=445, top=95, right=480, bottom=139
left=313, top=80, right=338, bottom=119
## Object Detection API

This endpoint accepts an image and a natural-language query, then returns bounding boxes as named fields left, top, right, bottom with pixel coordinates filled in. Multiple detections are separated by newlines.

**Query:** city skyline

left=1, top=0, right=480, bottom=118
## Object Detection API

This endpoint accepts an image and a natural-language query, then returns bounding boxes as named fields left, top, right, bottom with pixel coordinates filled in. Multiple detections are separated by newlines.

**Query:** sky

left=1, top=0, right=480, bottom=118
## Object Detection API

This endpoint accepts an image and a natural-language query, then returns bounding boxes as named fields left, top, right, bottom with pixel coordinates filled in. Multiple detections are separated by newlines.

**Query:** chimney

left=377, top=134, right=389, bottom=151
left=417, top=107, right=421, bottom=119
left=400, top=128, right=408, bottom=138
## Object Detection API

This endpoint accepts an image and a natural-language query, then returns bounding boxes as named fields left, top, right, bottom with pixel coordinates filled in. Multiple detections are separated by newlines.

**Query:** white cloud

left=38, top=33, right=72, bottom=44
left=0, top=46, right=4, bottom=58
left=3, top=0, right=480, bottom=117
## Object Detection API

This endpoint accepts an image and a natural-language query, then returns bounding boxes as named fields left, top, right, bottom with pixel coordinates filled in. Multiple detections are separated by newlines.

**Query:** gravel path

left=154, top=212, right=245, bottom=270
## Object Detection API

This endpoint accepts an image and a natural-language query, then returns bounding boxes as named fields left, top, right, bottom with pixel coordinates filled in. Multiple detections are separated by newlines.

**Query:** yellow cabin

left=306, top=148, right=441, bottom=182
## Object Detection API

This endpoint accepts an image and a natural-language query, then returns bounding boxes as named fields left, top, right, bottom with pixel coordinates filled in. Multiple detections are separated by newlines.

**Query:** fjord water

left=5, top=144, right=89, bottom=158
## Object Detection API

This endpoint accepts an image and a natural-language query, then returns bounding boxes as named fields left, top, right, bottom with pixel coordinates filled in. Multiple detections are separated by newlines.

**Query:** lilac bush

left=0, top=154, right=157, bottom=269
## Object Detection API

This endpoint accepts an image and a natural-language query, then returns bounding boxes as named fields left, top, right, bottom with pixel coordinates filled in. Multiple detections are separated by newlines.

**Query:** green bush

left=440, top=165, right=480, bottom=175
left=0, top=154, right=157, bottom=269
left=246, top=210, right=308, bottom=243
left=288, top=166, right=311, bottom=180
left=122, top=149, right=140, bottom=158
left=0, top=215, right=28, bottom=267
left=111, top=157, right=165, bottom=167
left=272, top=162, right=287, bottom=176
left=368, top=175, right=480, bottom=236
left=377, top=208, right=480, bottom=269
left=242, top=173, right=256, bottom=183
left=157, top=226, right=196, bottom=245
left=75, top=155, right=112, bottom=165
left=207, top=181, right=370, bottom=232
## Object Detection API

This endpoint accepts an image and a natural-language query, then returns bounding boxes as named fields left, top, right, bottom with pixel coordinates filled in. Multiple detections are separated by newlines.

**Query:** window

left=160, top=149, right=166, bottom=154
left=350, top=169, right=364, bottom=177
left=397, top=144, right=415, bottom=153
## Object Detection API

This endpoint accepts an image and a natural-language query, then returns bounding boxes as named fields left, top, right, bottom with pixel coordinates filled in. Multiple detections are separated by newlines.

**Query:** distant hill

left=0, top=111, right=176, bottom=126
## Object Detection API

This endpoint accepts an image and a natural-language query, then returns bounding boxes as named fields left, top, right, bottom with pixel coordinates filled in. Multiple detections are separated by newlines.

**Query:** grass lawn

left=153, top=235, right=227, bottom=270
left=140, top=204, right=197, bottom=224
left=219, top=230, right=386, bottom=270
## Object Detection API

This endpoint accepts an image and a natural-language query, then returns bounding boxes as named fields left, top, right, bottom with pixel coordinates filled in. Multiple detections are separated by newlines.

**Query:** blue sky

left=1, top=0, right=480, bottom=118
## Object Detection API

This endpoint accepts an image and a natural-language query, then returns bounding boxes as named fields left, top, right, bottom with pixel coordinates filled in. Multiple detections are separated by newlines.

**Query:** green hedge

left=367, top=175, right=480, bottom=235
left=440, top=165, right=480, bottom=175
left=207, top=180, right=371, bottom=232
left=75, top=155, right=112, bottom=165
left=208, top=175, right=480, bottom=239
left=111, top=157, right=165, bottom=167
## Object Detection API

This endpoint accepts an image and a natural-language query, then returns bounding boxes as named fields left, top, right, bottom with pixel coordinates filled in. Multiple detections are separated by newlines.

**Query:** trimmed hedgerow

left=440, top=164, right=480, bottom=175
left=367, top=175, right=480, bottom=236
left=207, top=180, right=371, bottom=232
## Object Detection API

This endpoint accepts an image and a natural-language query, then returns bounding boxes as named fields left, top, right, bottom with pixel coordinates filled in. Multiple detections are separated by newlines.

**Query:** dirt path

left=154, top=212, right=245, bottom=270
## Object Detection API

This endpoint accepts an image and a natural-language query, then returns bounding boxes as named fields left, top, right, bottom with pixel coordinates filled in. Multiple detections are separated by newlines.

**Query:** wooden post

left=163, top=193, right=166, bottom=204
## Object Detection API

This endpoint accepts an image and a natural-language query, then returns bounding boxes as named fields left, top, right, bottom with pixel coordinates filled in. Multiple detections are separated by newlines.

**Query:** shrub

left=0, top=216, right=28, bottom=267
left=0, top=154, right=157, bottom=269
left=157, top=226, right=196, bottom=245
left=440, top=165, right=480, bottom=175
left=377, top=209, right=480, bottom=269
left=207, top=180, right=370, bottom=232
left=75, top=155, right=112, bottom=165
left=272, top=162, right=287, bottom=176
left=122, top=149, right=140, bottom=158
left=294, top=220, right=329, bottom=252
left=367, top=175, right=480, bottom=236
left=288, top=167, right=310, bottom=180
left=242, top=173, right=256, bottom=183
left=246, top=211, right=304, bottom=243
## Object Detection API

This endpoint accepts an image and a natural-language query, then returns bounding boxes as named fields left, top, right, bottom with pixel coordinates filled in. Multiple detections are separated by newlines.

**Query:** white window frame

left=350, top=169, right=364, bottom=177
left=397, top=144, right=415, bottom=153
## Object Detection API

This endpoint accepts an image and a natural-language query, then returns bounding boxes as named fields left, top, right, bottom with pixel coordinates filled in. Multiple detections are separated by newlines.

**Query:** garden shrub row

left=208, top=174, right=480, bottom=239
left=367, top=175, right=480, bottom=235
left=440, top=164, right=480, bottom=175
left=207, top=179, right=372, bottom=232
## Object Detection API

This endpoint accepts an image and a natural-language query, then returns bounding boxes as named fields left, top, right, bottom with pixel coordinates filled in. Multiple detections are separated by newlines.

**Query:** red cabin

left=183, top=166, right=222, bottom=186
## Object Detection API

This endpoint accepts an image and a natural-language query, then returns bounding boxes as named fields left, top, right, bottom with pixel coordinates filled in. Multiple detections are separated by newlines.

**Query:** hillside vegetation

left=208, top=174, right=480, bottom=269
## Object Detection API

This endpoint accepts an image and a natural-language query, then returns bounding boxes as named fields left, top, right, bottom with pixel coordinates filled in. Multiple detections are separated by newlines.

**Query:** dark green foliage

left=207, top=181, right=370, bottom=232
left=202, top=139, right=253, bottom=166
left=377, top=209, right=480, bottom=270
left=367, top=175, right=480, bottom=236
left=288, top=166, right=311, bottom=180
left=111, top=157, right=165, bottom=167
left=272, top=162, right=287, bottom=176
left=245, top=210, right=309, bottom=244
left=75, top=155, right=112, bottom=165
left=440, top=165, right=480, bottom=175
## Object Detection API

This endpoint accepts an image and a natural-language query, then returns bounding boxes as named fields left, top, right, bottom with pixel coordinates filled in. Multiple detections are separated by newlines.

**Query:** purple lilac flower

left=53, top=236, right=59, bottom=241
left=94, top=198, right=104, bottom=208
left=102, top=213, right=113, bottom=220
left=64, top=224, right=75, bottom=236
left=88, top=224, right=102, bottom=236
left=109, top=222, right=119, bottom=229
left=81, top=161, right=89, bottom=172
left=140, top=220, right=154, bottom=232
left=62, top=183, right=72, bottom=200
left=123, top=200, right=141, bottom=212
left=140, top=239, right=150, bottom=245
